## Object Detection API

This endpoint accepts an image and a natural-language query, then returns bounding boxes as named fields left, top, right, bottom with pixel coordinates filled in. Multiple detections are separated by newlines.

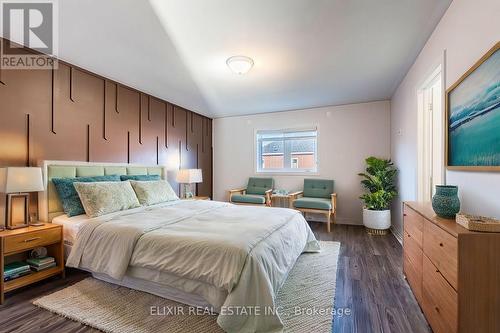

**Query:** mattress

left=52, top=201, right=180, bottom=246
left=52, top=213, right=89, bottom=245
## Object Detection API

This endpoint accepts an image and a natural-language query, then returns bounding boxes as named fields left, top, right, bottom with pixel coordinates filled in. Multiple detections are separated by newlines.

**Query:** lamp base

left=182, top=184, right=194, bottom=199
left=6, top=193, right=30, bottom=230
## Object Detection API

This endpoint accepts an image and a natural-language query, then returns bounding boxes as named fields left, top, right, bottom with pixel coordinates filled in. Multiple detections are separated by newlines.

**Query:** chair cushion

left=303, top=179, right=334, bottom=198
left=246, top=177, right=274, bottom=195
left=293, top=197, right=332, bottom=210
left=231, top=194, right=266, bottom=204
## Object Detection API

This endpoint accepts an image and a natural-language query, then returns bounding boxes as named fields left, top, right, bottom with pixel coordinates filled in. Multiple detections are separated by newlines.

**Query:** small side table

left=271, top=193, right=291, bottom=208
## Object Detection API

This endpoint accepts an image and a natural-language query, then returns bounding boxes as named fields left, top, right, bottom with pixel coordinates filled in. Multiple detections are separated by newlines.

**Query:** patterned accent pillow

left=130, top=180, right=179, bottom=206
left=52, top=175, right=121, bottom=217
left=74, top=181, right=141, bottom=218
left=120, top=174, right=161, bottom=181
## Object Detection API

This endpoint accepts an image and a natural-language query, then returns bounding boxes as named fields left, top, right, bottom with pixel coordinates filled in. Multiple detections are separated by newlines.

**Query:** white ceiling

left=7, top=0, right=452, bottom=118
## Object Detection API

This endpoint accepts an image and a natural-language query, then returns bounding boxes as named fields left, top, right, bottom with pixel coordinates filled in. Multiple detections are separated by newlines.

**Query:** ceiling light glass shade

left=226, top=56, right=254, bottom=75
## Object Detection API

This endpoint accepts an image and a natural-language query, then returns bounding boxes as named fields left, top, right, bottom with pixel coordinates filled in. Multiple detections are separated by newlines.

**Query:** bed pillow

left=130, top=180, right=179, bottom=206
left=52, top=175, right=121, bottom=217
left=74, top=181, right=141, bottom=218
left=120, top=174, right=161, bottom=181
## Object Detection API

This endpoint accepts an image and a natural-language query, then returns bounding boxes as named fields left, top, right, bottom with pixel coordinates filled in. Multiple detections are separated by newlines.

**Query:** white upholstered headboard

left=38, top=160, right=167, bottom=222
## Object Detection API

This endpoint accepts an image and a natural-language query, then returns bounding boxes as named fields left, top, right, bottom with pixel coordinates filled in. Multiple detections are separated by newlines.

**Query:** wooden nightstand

left=182, top=196, right=210, bottom=200
left=0, top=224, right=64, bottom=304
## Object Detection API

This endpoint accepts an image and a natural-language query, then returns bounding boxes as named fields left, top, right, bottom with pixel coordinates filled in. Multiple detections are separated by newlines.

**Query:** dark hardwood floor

left=0, top=224, right=430, bottom=333
left=310, top=223, right=431, bottom=333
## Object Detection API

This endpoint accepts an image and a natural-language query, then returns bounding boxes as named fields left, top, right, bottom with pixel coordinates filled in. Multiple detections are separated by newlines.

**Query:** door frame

left=417, top=64, right=445, bottom=202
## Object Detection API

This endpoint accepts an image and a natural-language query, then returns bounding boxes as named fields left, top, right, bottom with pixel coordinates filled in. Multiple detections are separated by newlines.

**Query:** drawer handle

left=23, top=237, right=41, bottom=243
left=439, top=242, right=444, bottom=247
left=403, top=214, right=407, bottom=217
left=435, top=306, right=440, bottom=313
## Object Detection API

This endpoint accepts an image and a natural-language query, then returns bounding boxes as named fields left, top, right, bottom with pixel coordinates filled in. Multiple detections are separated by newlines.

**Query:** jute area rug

left=34, top=241, right=340, bottom=333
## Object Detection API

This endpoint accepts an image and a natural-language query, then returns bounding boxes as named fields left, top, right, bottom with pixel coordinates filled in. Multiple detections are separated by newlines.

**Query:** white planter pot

left=363, top=208, right=391, bottom=234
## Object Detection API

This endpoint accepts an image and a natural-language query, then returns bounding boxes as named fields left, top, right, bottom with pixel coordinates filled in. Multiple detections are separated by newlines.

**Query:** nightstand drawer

left=4, top=228, right=61, bottom=254
left=181, top=196, right=210, bottom=200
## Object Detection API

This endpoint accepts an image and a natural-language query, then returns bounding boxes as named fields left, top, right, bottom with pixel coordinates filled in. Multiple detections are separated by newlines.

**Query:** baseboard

left=391, top=226, right=403, bottom=244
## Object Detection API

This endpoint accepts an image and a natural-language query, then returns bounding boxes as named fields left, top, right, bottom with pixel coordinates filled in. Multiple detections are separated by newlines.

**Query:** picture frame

left=446, top=41, right=500, bottom=171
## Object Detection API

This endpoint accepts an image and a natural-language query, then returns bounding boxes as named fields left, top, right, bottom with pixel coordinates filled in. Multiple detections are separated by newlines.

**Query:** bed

left=39, top=161, right=320, bottom=333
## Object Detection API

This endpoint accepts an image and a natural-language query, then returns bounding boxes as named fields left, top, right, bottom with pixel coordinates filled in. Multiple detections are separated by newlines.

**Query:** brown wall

left=0, top=38, right=212, bottom=225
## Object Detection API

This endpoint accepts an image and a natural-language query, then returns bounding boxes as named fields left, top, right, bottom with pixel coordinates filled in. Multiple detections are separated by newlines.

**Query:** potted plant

left=358, top=157, right=398, bottom=235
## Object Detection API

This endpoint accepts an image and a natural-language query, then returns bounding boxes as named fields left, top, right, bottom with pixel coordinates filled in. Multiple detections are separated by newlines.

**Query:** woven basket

left=456, top=214, right=500, bottom=232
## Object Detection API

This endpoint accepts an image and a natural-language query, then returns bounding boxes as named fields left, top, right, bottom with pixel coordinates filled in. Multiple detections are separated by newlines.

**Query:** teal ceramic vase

left=432, top=185, right=460, bottom=219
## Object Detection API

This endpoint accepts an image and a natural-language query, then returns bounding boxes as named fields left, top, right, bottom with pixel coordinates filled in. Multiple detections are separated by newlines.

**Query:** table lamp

left=176, top=169, right=203, bottom=199
left=0, top=167, right=44, bottom=229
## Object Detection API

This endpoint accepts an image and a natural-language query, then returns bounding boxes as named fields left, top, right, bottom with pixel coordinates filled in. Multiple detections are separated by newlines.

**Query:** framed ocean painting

left=446, top=42, right=500, bottom=171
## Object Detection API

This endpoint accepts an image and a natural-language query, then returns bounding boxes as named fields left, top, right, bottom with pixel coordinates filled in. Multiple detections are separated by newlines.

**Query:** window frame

left=254, top=127, right=319, bottom=175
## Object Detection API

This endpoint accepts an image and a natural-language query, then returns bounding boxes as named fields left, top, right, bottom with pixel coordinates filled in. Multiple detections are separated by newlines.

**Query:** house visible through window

left=256, top=128, right=318, bottom=173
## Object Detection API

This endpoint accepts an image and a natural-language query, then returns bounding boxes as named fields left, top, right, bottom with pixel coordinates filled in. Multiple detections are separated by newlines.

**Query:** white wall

left=214, top=101, right=391, bottom=225
left=391, top=0, right=500, bottom=239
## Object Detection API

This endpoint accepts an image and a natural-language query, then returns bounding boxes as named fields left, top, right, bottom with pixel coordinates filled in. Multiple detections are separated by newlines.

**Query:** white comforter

left=66, top=200, right=320, bottom=333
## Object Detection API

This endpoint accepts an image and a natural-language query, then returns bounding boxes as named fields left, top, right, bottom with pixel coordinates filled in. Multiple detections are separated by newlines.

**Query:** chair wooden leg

left=327, top=211, right=331, bottom=233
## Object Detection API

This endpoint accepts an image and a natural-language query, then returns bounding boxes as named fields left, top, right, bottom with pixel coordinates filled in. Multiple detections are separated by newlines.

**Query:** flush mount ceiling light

left=226, top=55, right=254, bottom=75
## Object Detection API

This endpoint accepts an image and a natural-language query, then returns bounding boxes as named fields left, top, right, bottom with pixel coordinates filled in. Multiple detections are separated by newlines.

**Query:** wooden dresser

left=403, top=202, right=500, bottom=333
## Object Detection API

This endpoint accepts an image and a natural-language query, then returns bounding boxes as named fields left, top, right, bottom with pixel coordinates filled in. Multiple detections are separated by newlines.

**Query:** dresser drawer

left=423, top=220, right=458, bottom=289
left=4, top=228, right=61, bottom=254
left=404, top=231, right=423, bottom=303
left=422, top=255, right=458, bottom=333
left=404, top=230, right=422, bottom=262
left=404, top=252, right=422, bottom=303
left=404, top=205, right=423, bottom=247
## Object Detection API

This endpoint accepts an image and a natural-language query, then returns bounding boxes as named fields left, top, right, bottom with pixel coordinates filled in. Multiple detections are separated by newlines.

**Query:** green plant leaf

left=359, top=156, right=398, bottom=210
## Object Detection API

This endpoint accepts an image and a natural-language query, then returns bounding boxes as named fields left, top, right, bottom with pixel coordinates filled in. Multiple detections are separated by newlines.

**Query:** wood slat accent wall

left=0, top=38, right=213, bottom=225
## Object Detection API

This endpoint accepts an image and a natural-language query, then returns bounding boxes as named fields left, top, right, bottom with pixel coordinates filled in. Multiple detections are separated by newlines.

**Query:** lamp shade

left=176, top=169, right=203, bottom=184
left=0, top=167, right=44, bottom=193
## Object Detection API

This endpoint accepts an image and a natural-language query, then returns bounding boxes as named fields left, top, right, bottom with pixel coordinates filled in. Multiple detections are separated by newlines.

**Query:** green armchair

left=228, top=177, right=274, bottom=206
left=289, top=179, right=337, bottom=232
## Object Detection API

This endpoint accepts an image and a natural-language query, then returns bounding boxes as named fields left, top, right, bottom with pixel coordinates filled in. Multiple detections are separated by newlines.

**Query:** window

left=256, top=128, right=318, bottom=173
